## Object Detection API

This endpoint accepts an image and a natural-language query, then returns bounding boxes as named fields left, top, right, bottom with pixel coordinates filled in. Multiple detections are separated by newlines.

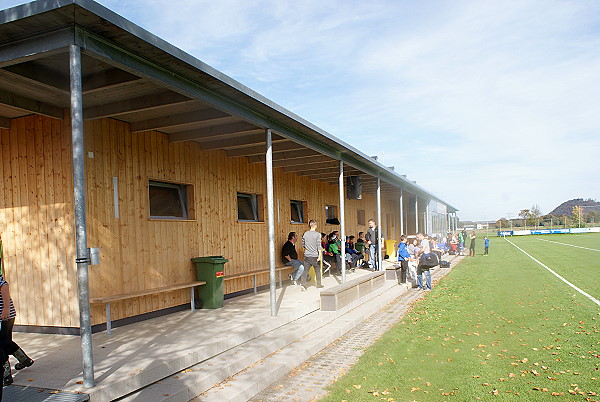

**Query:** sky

left=7, top=0, right=600, bottom=221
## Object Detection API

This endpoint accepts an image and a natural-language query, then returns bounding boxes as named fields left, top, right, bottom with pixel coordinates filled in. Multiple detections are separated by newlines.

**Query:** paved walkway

left=251, top=259, right=462, bottom=401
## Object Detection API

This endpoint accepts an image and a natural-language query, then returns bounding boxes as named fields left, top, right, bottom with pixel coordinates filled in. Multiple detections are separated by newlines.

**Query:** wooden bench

left=90, top=281, right=206, bottom=335
left=320, top=271, right=385, bottom=311
left=224, top=266, right=290, bottom=295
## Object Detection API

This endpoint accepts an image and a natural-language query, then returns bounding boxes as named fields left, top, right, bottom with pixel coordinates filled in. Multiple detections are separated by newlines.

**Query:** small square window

left=290, top=200, right=305, bottom=223
left=149, top=180, right=190, bottom=220
left=325, top=205, right=338, bottom=224
left=238, top=193, right=262, bottom=222
left=357, top=209, right=365, bottom=226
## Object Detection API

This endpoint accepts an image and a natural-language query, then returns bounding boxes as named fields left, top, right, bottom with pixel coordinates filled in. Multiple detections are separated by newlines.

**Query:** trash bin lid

left=191, top=256, right=229, bottom=263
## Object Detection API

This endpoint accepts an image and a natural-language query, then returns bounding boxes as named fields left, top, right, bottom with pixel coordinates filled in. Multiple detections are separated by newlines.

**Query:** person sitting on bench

left=282, top=232, right=304, bottom=286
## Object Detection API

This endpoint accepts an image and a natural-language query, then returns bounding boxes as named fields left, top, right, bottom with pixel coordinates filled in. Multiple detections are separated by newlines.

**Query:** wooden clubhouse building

left=0, top=0, right=459, bottom=339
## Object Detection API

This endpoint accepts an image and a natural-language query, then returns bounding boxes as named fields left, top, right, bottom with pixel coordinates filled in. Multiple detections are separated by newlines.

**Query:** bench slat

left=90, top=281, right=206, bottom=304
left=224, top=266, right=288, bottom=280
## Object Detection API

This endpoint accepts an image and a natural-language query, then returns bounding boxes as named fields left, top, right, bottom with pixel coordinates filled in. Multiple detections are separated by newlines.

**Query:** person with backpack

left=416, top=232, right=434, bottom=291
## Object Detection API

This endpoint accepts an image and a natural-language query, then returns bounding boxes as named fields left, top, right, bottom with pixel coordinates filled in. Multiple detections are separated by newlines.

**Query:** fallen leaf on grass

left=352, top=384, right=361, bottom=389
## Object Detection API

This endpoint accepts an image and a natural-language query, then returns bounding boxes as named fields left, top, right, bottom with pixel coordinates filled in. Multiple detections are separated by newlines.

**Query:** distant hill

left=548, top=198, right=600, bottom=216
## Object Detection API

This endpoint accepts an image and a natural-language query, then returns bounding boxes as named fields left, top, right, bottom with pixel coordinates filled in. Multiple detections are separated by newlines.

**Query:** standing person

left=282, top=232, right=304, bottom=286
left=469, top=232, right=477, bottom=256
left=483, top=236, right=489, bottom=256
left=396, top=236, right=411, bottom=287
left=457, top=231, right=464, bottom=256
left=416, top=233, right=432, bottom=291
left=365, top=219, right=383, bottom=271
left=0, top=275, right=34, bottom=386
left=301, top=220, right=324, bottom=291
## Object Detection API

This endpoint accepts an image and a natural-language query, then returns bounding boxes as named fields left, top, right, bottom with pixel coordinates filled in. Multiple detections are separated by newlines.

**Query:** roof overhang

left=0, top=0, right=457, bottom=211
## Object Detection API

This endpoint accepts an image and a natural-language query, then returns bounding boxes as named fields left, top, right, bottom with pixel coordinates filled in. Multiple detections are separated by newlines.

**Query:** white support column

left=266, top=129, right=277, bottom=316
left=339, top=161, right=346, bottom=283
left=70, top=44, right=95, bottom=388
left=376, top=177, right=382, bottom=271
left=415, top=197, right=419, bottom=234
left=425, top=203, right=429, bottom=235
left=399, top=188, right=404, bottom=237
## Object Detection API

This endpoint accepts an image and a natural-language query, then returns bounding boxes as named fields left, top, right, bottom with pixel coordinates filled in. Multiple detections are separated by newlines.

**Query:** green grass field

left=323, top=233, right=599, bottom=401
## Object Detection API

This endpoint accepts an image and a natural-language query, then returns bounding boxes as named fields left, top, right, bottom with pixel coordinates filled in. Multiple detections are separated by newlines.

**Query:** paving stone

left=252, top=262, right=460, bottom=402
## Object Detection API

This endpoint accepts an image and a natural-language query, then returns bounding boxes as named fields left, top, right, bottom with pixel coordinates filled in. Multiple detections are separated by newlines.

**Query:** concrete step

left=81, top=291, right=323, bottom=401
left=117, top=279, right=400, bottom=401
left=198, top=264, right=458, bottom=402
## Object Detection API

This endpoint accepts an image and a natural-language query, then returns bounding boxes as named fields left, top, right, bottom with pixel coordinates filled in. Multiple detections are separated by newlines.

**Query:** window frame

left=357, top=209, right=365, bottom=226
left=237, top=192, right=263, bottom=222
left=325, top=204, right=338, bottom=224
left=290, top=200, right=306, bottom=224
left=148, top=180, right=190, bottom=220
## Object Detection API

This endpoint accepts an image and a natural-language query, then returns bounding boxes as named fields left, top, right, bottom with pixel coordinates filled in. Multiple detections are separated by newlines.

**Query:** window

left=290, top=200, right=305, bottom=223
left=357, top=209, right=365, bottom=226
left=325, top=205, right=338, bottom=224
left=237, top=193, right=262, bottom=222
left=149, top=180, right=190, bottom=220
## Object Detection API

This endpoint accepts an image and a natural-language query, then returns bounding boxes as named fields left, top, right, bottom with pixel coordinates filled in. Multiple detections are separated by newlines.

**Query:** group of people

left=281, top=219, right=384, bottom=291
left=0, top=238, right=35, bottom=399
left=447, top=230, right=490, bottom=256
left=396, top=233, right=441, bottom=291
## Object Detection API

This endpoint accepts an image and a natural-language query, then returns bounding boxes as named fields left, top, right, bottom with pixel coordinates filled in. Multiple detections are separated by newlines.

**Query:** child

left=483, top=236, right=489, bottom=255
left=396, top=236, right=411, bottom=286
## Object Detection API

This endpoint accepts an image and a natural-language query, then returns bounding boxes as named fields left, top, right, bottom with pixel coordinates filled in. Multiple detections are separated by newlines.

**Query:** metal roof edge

left=0, top=0, right=458, bottom=212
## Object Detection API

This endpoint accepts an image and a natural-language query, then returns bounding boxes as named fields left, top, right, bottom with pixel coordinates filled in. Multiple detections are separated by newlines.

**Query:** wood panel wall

left=0, top=115, right=408, bottom=327
left=0, top=115, right=78, bottom=327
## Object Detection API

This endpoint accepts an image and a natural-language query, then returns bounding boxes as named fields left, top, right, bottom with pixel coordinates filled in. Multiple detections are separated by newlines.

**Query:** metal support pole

left=376, top=177, right=382, bottom=271
left=338, top=161, right=346, bottom=283
left=425, top=203, right=430, bottom=235
left=266, top=129, right=277, bottom=316
left=399, top=189, right=404, bottom=236
left=70, top=44, right=95, bottom=388
left=415, top=197, right=419, bottom=233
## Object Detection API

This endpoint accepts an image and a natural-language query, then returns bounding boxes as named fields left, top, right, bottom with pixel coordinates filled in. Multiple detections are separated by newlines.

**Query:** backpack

left=439, top=260, right=450, bottom=268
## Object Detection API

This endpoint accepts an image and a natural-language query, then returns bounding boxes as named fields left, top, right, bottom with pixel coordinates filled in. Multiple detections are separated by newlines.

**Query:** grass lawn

left=323, top=233, right=599, bottom=401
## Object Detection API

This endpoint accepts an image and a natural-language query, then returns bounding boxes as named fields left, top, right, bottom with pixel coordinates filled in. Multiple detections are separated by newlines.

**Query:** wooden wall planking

left=0, top=115, right=78, bottom=328
left=0, top=115, right=411, bottom=327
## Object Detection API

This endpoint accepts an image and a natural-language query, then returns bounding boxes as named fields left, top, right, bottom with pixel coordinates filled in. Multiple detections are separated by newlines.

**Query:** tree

left=495, top=218, right=509, bottom=229
left=587, top=210, right=599, bottom=225
left=518, top=209, right=530, bottom=228
left=530, top=204, right=542, bottom=228
left=572, top=206, right=585, bottom=227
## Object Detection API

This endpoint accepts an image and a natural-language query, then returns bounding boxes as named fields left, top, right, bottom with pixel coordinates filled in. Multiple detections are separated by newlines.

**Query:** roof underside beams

left=0, top=17, right=454, bottom=207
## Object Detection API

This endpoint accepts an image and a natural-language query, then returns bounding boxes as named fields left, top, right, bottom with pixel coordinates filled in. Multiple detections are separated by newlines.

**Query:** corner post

left=70, top=44, right=95, bottom=388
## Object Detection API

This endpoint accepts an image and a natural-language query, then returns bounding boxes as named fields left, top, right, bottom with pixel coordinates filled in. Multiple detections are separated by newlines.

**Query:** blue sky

left=7, top=0, right=600, bottom=221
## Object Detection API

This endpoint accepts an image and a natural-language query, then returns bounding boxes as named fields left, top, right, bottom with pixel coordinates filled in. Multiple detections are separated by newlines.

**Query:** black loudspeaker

left=346, top=176, right=362, bottom=200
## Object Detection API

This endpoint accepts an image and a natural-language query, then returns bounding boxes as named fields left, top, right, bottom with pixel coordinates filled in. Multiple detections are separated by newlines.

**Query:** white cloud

left=4, top=0, right=599, bottom=219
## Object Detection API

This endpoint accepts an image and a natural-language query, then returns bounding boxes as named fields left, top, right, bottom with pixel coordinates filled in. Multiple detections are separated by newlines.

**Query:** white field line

left=504, top=238, right=600, bottom=307
left=537, top=238, right=600, bottom=252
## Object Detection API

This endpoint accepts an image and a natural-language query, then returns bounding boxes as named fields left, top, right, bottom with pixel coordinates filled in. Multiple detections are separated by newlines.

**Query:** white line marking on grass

left=505, top=238, right=600, bottom=307
left=537, top=238, right=600, bottom=252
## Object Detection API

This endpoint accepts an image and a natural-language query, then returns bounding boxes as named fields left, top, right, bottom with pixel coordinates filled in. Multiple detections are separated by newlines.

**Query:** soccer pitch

left=323, top=233, right=599, bottom=401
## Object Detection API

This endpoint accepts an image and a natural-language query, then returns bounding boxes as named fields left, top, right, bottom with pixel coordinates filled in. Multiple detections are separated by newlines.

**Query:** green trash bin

left=191, top=256, right=228, bottom=309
